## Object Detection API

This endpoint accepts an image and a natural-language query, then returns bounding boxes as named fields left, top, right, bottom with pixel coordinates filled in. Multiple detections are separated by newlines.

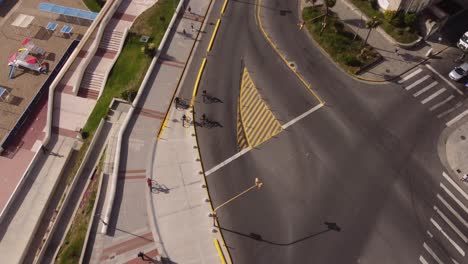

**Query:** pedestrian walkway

left=86, top=0, right=229, bottom=262
left=0, top=135, right=76, bottom=263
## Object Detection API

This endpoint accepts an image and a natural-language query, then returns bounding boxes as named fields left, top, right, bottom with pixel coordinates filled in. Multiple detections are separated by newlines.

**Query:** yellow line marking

left=191, top=58, right=207, bottom=107
left=207, top=19, right=221, bottom=52
left=255, top=0, right=324, bottom=105
left=221, top=0, right=229, bottom=15
left=214, top=238, right=227, bottom=264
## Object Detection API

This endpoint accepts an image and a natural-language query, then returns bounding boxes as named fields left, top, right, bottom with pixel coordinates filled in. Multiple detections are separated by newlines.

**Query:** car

left=457, top=31, right=468, bottom=51
left=449, top=62, right=468, bottom=81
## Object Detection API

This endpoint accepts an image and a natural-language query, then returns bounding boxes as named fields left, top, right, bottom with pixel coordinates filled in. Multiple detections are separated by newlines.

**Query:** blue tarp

left=38, top=3, right=98, bottom=20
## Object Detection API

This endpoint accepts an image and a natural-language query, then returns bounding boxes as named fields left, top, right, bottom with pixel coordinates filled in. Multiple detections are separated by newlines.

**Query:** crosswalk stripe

left=427, top=230, right=434, bottom=238
left=414, top=81, right=438, bottom=97
left=426, top=64, right=464, bottom=95
left=434, top=205, right=468, bottom=243
left=398, top=68, right=423, bottom=83
left=446, top=109, right=468, bottom=127
left=438, top=102, right=463, bottom=118
left=419, top=255, right=429, bottom=264
left=405, top=75, right=431, bottom=90
left=430, top=218, right=465, bottom=256
left=429, top=94, right=453, bottom=109
left=442, top=172, right=468, bottom=201
left=423, top=242, right=443, bottom=264
left=437, top=194, right=468, bottom=228
left=440, top=183, right=468, bottom=214
left=422, top=88, right=446, bottom=104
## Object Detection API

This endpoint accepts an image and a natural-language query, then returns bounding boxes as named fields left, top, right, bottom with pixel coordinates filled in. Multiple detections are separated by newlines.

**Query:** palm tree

left=363, top=16, right=380, bottom=46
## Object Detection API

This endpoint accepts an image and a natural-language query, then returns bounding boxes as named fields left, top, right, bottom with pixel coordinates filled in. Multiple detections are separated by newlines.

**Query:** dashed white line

left=446, top=109, right=468, bottom=126
left=438, top=102, right=463, bottom=119
left=419, top=255, right=429, bottom=264
left=414, top=81, right=438, bottom=97
left=205, top=147, right=251, bottom=176
left=430, top=218, right=465, bottom=256
left=281, top=103, right=324, bottom=130
left=437, top=194, right=468, bottom=229
left=429, top=94, right=453, bottom=109
left=434, top=205, right=468, bottom=243
left=405, top=75, right=431, bottom=90
left=421, top=87, right=445, bottom=104
left=443, top=172, right=468, bottom=201
left=398, top=68, right=423, bottom=83
left=425, top=64, right=463, bottom=95
left=423, top=242, right=443, bottom=264
left=427, top=230, right=434, bottom=238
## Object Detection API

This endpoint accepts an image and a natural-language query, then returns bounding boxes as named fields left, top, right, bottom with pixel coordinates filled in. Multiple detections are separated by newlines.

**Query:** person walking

left=137, top=251, right=145, bottom=260
left=201, top=114, right=206, bottom=127
left=147, top=178, right=152, bottom=190
left=188, top=6, right=192, bottom=13
left=202, top=90, right=207, bottom=103
left=394, top=48, right=400, bottom=56
left=461, top=174, right=468, bottom=182
left=182, top=114, right=187, bottom=126
left=175, top=97, right=180, bottom=108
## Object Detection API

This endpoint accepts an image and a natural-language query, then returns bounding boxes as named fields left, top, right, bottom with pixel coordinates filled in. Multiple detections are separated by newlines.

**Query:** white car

left=457, top=31, right=468, bottom=51
left=449, top=62, right=468, bottom=81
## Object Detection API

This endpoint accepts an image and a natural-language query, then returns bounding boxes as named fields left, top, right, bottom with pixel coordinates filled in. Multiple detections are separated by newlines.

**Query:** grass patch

left=82, top=0, right=104, bottom=12
left=303, top=7, right=381, bottom=74
left=349, top=0, right=419, bottom=43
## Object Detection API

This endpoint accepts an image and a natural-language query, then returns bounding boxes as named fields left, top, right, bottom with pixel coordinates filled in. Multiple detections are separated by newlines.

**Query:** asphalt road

left=187, top=0, right=468, bottom=263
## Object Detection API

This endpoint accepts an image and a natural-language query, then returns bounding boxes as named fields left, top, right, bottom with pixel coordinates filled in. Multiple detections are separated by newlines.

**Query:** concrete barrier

left=101, top=0, right=186, bottom=234
left=72, top=0, right=125, bottom=95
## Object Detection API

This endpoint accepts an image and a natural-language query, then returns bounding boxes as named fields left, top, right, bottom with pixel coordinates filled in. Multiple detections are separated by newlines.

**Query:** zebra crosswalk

left=398, top=66, right=466, bottom=125
left=418, top=172, right=468, bottom=264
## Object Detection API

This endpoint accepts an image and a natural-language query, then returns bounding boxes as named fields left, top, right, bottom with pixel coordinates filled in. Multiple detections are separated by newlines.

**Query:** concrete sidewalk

left=0, top=135, right=77, bottom=263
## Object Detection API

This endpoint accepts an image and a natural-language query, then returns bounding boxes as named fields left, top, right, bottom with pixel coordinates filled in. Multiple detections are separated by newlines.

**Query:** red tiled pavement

left=124, top=249, right=160, bottom=264
left=78, top=88, right=99, bottom=100
left=95, top=48, right=117, bottom=59
left=55, top=84, right=74, bottom=95
left=134, top=108, right=165, bottom=120
left=100, top=232, right=154, bottom=262
left=52, top=126, right=78, bottom=138
left=77, top=50, right=88, bottom=58
left=113, top=12, right=137, bottom=22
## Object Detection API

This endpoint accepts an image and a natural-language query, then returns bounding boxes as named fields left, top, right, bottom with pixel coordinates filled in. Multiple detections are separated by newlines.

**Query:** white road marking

left=205, top=147, right=251, bottom=176
left=427, top=230, right=434, bottom=238
left=281, top=103, right=324, bottom=130
left=434, top=205, right=468, bottom=243
left=440, top=183, right=468, bottom=214
left=429, top=94, right=453, bottom=109
left=421, top=87, right=453, bottom=104
left=446, top=109, right=468, bottom=126
left=414, top=81, right=438, bottom=97
left=443, top=172, right=468, bottom=201
left=425, top=64, right=463, bottom=95
left=405, top=75, right=431, bottom=90
left=452, top=258, right=460, bottom=264
left=438, top=102, right=463, bottom=118
left=423, top=242, right=444, bottom=264
left=398, top=68, right=423, bottom=83
left=430, top=218, right=465, bottom=256
left=437, top=194, right=468, bottom=229
left=419, top=255, right=429, bottom=264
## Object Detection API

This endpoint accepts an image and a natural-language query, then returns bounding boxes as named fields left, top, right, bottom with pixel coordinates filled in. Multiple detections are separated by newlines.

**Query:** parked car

left=458, top=31, right=468, bottom=51
left=449, top=62, right=468, bottom=81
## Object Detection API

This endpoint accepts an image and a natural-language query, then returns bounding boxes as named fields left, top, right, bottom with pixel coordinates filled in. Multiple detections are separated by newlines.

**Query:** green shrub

left=384, top=10, right=397, bottom=22
left=333, top=21, right=345, bottom=33
left=404, top=13, right=417, bottom=27
left=121, top=88, right=138, bottom=102
left=341, top=54, right=362, bottom=67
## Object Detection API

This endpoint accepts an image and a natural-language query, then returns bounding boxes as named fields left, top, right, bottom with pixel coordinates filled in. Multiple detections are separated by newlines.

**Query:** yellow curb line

left=214, top=238, right=227, bottom=264
left=207, top=19, right=221, bottom=53
left=221, top=0, right=229, bottom=15
left=256, top=0, right=324, bottom=106
left=191, top=57, right=207, bottom=107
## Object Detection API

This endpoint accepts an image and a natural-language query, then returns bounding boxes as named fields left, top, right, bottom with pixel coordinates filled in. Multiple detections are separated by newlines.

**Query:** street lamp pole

left=211, top=178, right=263, bottom=227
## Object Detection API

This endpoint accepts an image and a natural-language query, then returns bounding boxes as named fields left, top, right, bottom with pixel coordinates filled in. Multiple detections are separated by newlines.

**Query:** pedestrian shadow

left=203, top=95, right=224, bottom=104
left=150, top=179, right=170, bottom=194
left=202, top=119, right=223, bottom=128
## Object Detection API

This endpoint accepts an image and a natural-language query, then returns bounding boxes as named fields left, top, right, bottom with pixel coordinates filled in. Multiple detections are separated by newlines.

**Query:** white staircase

left=79, top=71, right=105, bottom=100
left=99, top=30, right=124, bottom=52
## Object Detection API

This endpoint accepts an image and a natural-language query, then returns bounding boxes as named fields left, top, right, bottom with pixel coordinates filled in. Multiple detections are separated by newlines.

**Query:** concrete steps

left=79, top=71, right=104, bottom=100
left=99, top=30, right=124, bottom=52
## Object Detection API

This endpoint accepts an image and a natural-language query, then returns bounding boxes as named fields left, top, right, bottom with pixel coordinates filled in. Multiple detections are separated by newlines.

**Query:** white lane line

left=425, top=64, right=463, bottom=95
left=437, top=194, right=468, bottom=229
left=281, top=103, right=324, bottom=130
left=429, top=94, right=453, bottom=109
left=427, top=230, right=434, bottom=238
left=405, top=75, right=431, bottom=90
left=438, top=102, right=463, bottom=119
left=205, top=147, right=251, bottom=176
left=430, top=218, right=465, bottom=256
left=423, top=242, right=443, bottom=264
left=434, top=205, right=468, bottom=243
left=440, top=183, right=468, bottom=214
left=419, top=255, right=429, bottom=264
left=398, top=68, right=423, bottom=83
left=446, top=109, right=468, bottom=126
left=414, top=81, right=438, bottom=97
left=423, top=88, right=447, bottom=104
left=443, top=172, right=468, bottom=201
